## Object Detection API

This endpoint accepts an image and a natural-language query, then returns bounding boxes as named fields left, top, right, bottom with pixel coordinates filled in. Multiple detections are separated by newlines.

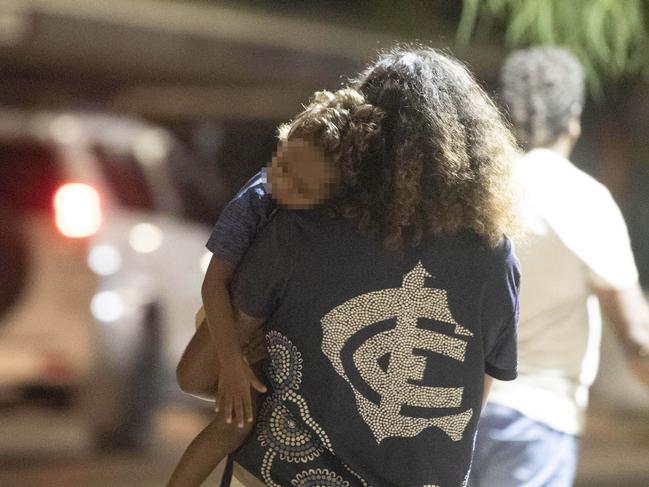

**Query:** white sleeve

left=577, top=186, right=639, bottom=290
left=518, top=151, right=639, bottom=292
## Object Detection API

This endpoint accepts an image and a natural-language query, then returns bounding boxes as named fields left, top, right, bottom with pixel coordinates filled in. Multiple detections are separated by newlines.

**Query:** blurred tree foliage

left=457, top=0, right=649, bottom=95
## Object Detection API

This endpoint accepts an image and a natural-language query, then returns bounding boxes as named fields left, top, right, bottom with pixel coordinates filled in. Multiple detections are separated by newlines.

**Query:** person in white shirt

left=468, top=47, right=649, bottom=487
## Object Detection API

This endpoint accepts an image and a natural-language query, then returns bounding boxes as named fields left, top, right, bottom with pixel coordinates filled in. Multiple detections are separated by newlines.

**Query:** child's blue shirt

left=206, top=171, right=277, bottom=265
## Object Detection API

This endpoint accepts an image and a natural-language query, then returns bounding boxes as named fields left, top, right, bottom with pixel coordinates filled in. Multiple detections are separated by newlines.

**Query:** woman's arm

left=482, top=375, right=494, bottom=409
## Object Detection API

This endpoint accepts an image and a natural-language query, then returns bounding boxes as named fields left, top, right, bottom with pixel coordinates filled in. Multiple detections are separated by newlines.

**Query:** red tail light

left=53, top=183, right=102, bottom=238
left=42, top=353, right=72, bottom=379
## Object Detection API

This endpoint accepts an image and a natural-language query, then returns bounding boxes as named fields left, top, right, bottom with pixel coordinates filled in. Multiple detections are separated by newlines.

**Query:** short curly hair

left=278, top=47, right=519, bottom=250
left=277, top=88, right=378, bottom=161
left=501, top=47, right=585, bottom=148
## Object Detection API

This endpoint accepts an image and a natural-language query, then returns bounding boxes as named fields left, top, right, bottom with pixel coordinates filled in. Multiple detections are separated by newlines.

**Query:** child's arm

left=201, top=255, right=267, bottom=426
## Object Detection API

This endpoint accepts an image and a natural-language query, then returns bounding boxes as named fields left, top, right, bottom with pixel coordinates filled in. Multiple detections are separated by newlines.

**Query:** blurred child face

left=265, top=137, right=339, bottom=209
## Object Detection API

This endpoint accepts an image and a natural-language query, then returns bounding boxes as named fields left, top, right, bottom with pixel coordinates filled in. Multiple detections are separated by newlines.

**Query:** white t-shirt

left=488, top=148, right=639, bottom=435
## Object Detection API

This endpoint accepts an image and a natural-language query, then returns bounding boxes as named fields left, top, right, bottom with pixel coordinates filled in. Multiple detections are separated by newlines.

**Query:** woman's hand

left=215, top=355, right=267, bottom=428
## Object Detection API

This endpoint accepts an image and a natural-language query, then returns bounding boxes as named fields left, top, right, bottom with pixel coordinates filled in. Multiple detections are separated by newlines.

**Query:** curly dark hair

left=278, top=47, right=519, bottom=250
left=342, top=46, right=519, bottom=249
left=501, top=47, right=585, bottom=149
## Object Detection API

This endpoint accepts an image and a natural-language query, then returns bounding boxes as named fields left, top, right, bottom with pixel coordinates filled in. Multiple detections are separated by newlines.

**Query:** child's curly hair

left=280, top=47, right=519, bottom=250
left=278, top=88, right=382, bottom=166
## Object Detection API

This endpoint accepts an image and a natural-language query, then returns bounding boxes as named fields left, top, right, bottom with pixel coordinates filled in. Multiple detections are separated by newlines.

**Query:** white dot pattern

left=291, top=468, right=351, bottom=486
left=258, top=332, right=359, bottom=485
left=321, top=262, right=474, bottom=443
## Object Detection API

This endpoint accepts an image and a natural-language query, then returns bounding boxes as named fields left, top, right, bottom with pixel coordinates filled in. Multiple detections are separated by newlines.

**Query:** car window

left=0, top=142, right=62, bottom=211
left=92, top=145, right=154, bottom=210
left=161, top=120, right=277, bottom=225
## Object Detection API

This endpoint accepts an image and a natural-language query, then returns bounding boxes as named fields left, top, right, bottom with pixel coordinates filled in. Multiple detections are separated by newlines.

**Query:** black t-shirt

left=231, top=209, right=520, bottom=487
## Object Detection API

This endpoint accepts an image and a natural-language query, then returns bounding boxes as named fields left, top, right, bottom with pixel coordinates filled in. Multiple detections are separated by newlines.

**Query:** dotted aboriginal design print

left=321, top=262, right=474, bottom=444
left=257, top=400, right=323, bottom=463
left=257, top=331, right=360, bottom=487
left=291, top=468, right=351, bottom=486
left=266, top=330, right=303, bottom=395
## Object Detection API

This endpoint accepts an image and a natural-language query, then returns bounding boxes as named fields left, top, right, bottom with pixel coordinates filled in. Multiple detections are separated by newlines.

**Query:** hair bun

left=311, top=88, right=365, bottom=110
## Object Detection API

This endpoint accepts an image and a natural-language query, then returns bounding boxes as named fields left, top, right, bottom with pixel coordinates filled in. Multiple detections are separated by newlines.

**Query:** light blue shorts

left=467, top=403, right=579, bottom=487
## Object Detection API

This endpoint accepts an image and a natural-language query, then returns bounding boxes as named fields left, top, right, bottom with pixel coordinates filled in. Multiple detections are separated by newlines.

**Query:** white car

left=0, top=109, right=216, bottom=449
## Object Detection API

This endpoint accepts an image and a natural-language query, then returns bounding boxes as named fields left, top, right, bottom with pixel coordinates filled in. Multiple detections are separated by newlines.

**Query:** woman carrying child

left=171, top=46, right=521, bottom=487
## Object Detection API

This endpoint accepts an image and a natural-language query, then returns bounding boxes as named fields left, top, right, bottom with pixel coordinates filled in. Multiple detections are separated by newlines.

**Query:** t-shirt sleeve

left=206, top=171, right=275, bottom=266
left=580, top=186, right=639, bottom=291
left=541, top=174, right=639, bottom=292
left=229, top=211, right=292, bottom=319
left=483, top=238, right=521, bottom=381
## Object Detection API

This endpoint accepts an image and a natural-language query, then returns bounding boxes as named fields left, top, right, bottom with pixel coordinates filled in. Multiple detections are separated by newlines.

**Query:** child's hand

left=215, top=355, right=267, bottom=428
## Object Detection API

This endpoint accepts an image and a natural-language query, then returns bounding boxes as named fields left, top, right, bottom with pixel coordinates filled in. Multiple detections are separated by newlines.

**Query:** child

left=168, top=88, right=369, bottom=487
